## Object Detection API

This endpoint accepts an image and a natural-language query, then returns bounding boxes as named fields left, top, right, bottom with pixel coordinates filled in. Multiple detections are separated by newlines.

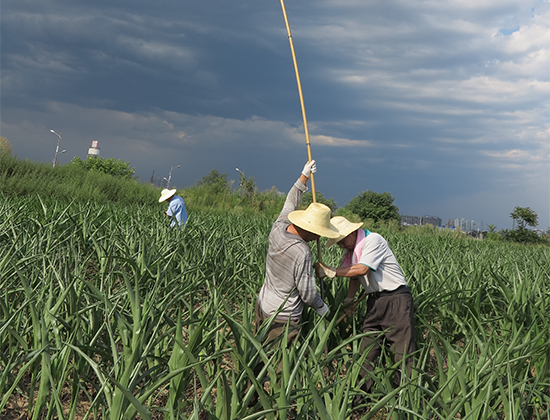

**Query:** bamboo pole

left=279, top=0, right=324, bottom=299
left=279, top=0, right=316, bottom=203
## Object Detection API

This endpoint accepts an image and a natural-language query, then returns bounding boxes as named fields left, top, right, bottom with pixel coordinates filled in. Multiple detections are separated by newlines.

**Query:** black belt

left=368, top=285, right=410, bottom=299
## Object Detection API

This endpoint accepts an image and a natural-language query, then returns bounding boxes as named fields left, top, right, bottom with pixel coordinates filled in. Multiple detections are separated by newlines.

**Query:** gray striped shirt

left=257, top=179, right=324, bottom=321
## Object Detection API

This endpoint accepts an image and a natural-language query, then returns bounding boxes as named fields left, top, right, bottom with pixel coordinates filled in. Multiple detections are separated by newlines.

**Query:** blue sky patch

left=499, top=27, right=520, bottom=35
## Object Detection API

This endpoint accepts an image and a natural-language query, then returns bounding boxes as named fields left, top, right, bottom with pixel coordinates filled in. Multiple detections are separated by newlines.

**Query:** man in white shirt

left=315, top=216, right=416, bottom=407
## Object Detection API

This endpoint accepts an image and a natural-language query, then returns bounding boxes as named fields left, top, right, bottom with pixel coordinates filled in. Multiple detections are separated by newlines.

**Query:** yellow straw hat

left=159, top=188, right=177, bottom=203
left=288, top=203, right=340, bottom=239
left=325, top=216, right=364, bottom=247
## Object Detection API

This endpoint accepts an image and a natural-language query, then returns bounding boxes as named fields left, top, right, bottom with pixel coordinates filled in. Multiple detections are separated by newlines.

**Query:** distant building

left=402, top=214, right=478, bottom=231
left=88, top=140, right=100, bottom=158
left=401, top=215, right=421, bottom=226
left=454, top=218, right=476, bottom=232
left=401, top=215, right=442, bottom=227
left=421, top=215, right=442, bottom=227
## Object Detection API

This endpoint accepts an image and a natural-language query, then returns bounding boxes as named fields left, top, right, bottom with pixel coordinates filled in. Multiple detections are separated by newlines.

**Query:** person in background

left=315, top=216, right=416, bottom=407
left=159, top=188, right=187, bottom=228
left=255, top=160, right=340, bottom=344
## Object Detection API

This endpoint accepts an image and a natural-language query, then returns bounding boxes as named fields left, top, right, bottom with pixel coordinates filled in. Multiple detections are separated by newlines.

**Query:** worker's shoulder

left=365, top=231, right=384, bottom=241
left=364, top=232, right=388, bottom=247
left=274, top=236, right=311, bottom=260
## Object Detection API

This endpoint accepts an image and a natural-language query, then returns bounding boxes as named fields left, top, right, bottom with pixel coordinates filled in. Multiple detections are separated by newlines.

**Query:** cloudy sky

left=2, top=0, right=549, bottom=230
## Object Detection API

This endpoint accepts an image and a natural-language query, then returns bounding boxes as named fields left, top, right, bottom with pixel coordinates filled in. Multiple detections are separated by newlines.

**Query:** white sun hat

left=325, top=216, right=364, bottom=247
left=288, top=203, right=340, bottom=239
left=159, top=188, right=177, bottom=203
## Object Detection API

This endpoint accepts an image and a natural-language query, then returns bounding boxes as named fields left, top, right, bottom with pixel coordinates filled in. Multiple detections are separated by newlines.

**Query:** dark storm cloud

left=1, top=0, right=548, bottom=230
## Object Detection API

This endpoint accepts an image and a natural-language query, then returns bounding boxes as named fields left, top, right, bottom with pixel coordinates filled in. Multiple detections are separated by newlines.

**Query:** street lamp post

left=50, top=129, right=63, bottom=167
left=235, top=167, right=245, bottom=191
left=166, top=164, right=181, bottom=188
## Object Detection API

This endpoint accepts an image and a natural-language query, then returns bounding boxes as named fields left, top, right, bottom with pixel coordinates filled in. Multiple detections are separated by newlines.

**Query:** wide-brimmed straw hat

left=288, top=203, right=340, bottom=239
left=159, top=188, right=177, bottom=203
left=325, top=216, right=364, bottom=247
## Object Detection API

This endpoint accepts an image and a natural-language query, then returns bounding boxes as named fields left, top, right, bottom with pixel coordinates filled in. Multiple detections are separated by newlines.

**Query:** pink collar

left=342, top=229, right=367, bottom=267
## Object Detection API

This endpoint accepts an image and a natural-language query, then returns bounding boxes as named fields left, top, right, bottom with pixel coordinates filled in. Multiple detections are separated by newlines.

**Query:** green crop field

left=1, top=194, right=549, bottom=420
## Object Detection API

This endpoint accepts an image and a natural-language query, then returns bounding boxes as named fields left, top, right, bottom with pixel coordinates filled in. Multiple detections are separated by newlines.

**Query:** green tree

left=300, top=191, right=337, bottom=213
left=70, top=156, right=135, bottom=180
left=236, top=171, right=257, bottom=197
left=0, top=137, right=12, bottom=155
left=502, top=206, right=541, bottom=244
left=344, top=190, right=400, bottom=223
left=334, top=208, right=363, bottom=223
left=510, top=206, right=538, bottom=229
left=198, top=169, right=230, bottom=194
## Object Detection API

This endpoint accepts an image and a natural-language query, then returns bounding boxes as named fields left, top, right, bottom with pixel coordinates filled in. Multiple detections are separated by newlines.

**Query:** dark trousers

left=254, top=301, right=301, bottom=347
left=248, top=302, right=301, bottom=405
left=358, top=289, right=416, bottom=392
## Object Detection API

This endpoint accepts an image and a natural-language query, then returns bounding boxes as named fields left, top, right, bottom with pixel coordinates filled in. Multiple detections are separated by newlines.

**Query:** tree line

left=0, top=140, right=546, bottom=245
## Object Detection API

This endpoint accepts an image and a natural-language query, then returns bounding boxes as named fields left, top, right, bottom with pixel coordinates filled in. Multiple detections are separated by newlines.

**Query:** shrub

left=70, top=156, right=136, bottom=179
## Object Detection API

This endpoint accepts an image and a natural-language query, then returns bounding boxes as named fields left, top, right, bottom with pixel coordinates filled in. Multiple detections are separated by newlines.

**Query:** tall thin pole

left=50, top=130, right=62, bottom=168
left=280, top=0, right=316, bottom=203
left=279, top=0, right=324, bottom=300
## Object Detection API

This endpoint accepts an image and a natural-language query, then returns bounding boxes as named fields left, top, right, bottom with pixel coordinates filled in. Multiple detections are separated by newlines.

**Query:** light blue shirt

left=166, top=195, right=187, bottom=227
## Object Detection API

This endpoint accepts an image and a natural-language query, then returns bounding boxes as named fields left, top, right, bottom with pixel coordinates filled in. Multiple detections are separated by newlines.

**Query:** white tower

left=88, top=140, right=100, bottom=157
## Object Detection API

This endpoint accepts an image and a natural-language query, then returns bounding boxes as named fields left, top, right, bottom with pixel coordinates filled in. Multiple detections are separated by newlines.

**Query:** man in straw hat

left=255, top=160, right=340, bottom=345
left=315, top=216, right=415, bottom=407
left=159, top=188, right=187, bottom=228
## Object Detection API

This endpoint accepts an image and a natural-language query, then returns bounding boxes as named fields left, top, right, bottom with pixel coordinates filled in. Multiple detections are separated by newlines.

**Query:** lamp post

left=166, top=164, right=181, bottom=188
left=235, top=168, right=245, bottom=191
left=50, top=129, right=63, bottom=167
